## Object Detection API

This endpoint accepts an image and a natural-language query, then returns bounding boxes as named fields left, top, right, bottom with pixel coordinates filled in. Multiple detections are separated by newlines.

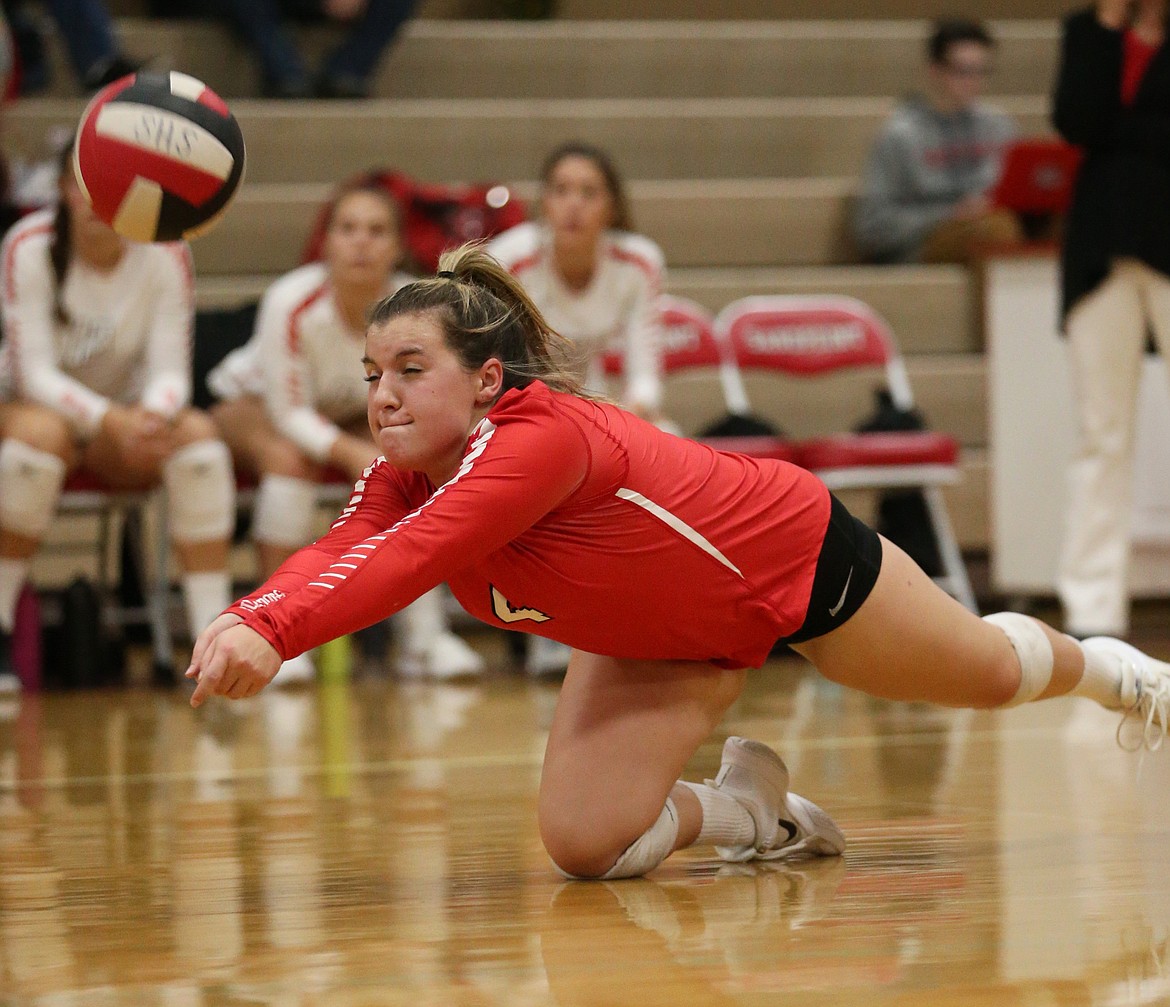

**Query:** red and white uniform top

left=208, top=260, right=414, bottom=460
left=230, top=382, right=831, bottom=670
left=0, top=208, right=194, bottom=435
left=487, top=222, right=666, bottom=411
left=208, top=262, right=415, bottom=462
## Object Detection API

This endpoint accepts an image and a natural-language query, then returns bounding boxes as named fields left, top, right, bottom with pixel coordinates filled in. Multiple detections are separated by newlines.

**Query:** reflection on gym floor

left=0, top=654, right=1167, bottom=1006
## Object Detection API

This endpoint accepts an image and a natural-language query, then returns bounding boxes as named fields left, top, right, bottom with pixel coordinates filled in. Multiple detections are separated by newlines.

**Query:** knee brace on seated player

left=552, top=799, right=680, bottom=880
left=163, top=440, right=235, bottom=542
left=983, top=611, right=1054, bottom=706
left=0, top=439, right=67, bottom=538
left=252, top=474, right=318, bottom=548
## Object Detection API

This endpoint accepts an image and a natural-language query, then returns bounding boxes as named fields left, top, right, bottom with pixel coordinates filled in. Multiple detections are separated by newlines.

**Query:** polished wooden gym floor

left=1, top=623, right=1169, bottom=1007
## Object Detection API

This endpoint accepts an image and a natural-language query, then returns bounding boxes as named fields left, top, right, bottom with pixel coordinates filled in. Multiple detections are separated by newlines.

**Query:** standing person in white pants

left=209, top=178, right=483, bottom=683
left=0, top=142, right=236, bottom=690
left=1053, top=1, right=1170, bottom=638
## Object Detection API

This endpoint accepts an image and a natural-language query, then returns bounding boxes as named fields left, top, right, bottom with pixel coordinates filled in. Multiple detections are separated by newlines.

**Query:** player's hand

left=188, top=623, right=280, bottom=707
left=101, top=405, right=172, bottom=465
left=187, top=611, right=244, bottom=680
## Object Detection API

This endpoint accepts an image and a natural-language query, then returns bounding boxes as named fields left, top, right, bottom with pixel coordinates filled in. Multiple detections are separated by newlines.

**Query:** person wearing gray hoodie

left=853, top=19, right=1021, bottom=264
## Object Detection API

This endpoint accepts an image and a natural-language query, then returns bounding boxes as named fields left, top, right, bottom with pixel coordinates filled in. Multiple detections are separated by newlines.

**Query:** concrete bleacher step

left=6, top=95, right=1052, bottom=185
left=176, top=177, right=995, bottom=274
left=196, top=264, right=978, bottom=355
left=836, top=449, right=987, bottom=552
left=672, top=265, right=976, bottom=354
left=106, top=0, right=1067, bottom=19
left=186, top=177, right=857, bottom=274
left=82, top=19, right=1062, bottom=101
left=557, top=0, right=1069, bottom=19
left=948, top=450, right=988, bottom=551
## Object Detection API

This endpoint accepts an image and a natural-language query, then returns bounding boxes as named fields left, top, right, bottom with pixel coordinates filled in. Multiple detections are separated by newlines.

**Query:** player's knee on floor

left=253, top=474, right=318, bottom=548
left=983, top=611, right=1054, bottom=706
left=545, top=800, right=679, bottom=880
left=164, top=439, right=236, bottom=542
left=0, top=438, right=67, bottom=538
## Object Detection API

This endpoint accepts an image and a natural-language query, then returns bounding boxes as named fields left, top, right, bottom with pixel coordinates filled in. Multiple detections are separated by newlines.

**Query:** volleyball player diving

left=186, top=243, right=1170, bottom=881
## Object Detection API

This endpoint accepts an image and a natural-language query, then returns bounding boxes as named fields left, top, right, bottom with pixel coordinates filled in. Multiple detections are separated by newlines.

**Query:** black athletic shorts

left=780, top=493, right=883, bottom=645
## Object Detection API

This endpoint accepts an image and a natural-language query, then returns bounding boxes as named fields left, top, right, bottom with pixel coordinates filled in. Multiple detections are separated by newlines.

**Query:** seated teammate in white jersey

left=0, top=142, right=236, bottom=690
left=208, top=179, right=483, bottom=682
left=488, top=142, right=671, bottom=675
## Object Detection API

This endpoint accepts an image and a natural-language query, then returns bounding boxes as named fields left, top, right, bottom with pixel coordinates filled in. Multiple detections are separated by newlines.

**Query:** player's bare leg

left=795, top=536, right=1168, bottom=748
left=539, top=651, right=844, bottom=880
left=539, top=651, right=745, bottom=878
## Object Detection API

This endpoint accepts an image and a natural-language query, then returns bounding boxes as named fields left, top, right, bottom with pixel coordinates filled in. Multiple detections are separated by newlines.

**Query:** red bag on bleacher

left=301, top=169, right=527, bottom=274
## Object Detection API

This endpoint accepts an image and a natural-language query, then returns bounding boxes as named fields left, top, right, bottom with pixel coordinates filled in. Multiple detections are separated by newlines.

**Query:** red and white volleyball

left=73, top=71, right=245, bottom=243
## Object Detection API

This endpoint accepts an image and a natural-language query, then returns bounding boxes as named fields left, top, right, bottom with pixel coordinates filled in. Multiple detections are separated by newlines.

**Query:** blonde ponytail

left=369, top=241, right=593, bottom=398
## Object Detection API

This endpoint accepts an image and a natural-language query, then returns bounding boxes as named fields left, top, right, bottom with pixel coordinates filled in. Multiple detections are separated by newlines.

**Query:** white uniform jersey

left=208, top=262, right=414, bottom=463
left=0, top=208, right=194, bottom=436
left=486, top=222, right=666, bottom=410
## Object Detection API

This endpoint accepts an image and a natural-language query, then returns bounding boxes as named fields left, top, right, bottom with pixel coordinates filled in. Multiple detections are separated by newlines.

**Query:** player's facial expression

left=326, top=191, right=402, bottom=291
left=541, top=155, right=615, bottom=245
left=364, top=311, right=491, bottom=483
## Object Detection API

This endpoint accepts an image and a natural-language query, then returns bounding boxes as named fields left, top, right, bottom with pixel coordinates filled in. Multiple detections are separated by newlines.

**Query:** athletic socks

left=183, top=570, right=232, bottom=643
left=677, top=779, right=756, bottom=848
left=1072, top=637, right=1130, bottom=709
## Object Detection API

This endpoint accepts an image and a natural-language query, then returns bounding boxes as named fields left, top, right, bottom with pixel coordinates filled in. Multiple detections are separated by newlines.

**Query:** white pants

left=1060, top=258, right=1170, bottom=635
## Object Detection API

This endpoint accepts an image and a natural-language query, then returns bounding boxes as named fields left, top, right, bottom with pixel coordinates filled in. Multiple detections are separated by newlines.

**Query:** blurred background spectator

left=160, top=0, right=419, bottom=99
left=1052, top=0, right=1170, bottom=639
left=853, top=17, right=1023, bottom=265
left=1, top=0, right=138, bottom=94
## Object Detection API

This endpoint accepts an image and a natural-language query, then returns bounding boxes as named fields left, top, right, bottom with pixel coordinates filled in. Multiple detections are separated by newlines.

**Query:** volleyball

left=73, top=71, right=245, bottom=243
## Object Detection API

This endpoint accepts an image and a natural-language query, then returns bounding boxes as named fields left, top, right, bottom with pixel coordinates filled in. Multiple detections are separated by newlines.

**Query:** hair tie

left=436, top=270, right=457, bottom=280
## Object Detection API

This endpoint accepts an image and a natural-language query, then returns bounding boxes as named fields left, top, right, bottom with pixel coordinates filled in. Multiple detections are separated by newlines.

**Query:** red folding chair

left=714, top=295, right=976, bottom=611
left=601, top=295, right=800, bottom=462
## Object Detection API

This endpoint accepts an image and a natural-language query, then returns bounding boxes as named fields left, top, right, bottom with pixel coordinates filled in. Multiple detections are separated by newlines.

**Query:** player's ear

left=476, top=357, right=504, bottom=403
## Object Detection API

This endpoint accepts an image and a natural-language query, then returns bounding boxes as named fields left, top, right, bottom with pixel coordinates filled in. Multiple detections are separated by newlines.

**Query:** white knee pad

left=983, top=612, right=1054, bottom=706
left=252, top=474, right=318, bottom=548
left=0, top=438, right=66, bottom=538
left=163, top=439, right=235, bottom=542
left=553, top=799, right=680, bottom=881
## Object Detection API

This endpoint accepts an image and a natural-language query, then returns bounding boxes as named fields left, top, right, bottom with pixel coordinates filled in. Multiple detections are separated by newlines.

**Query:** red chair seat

left=797, top=431, right=959, bottom=470
left=698, top=435, right=802, bottom=464
left=63, top=471, right=116, bottom=493
left=62, top=471, right=159, bottom=495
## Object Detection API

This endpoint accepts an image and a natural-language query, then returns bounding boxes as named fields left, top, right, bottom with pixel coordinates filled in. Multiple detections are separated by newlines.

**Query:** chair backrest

left=601, top=295, right=747, bottom=433
left=713, top=294, right=915, bottom=412
left=600, top=295, right=724, bottom=377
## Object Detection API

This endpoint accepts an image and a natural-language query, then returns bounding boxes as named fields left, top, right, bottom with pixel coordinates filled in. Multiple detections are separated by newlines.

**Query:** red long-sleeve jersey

left=230, top=381, right=830, bottom=670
